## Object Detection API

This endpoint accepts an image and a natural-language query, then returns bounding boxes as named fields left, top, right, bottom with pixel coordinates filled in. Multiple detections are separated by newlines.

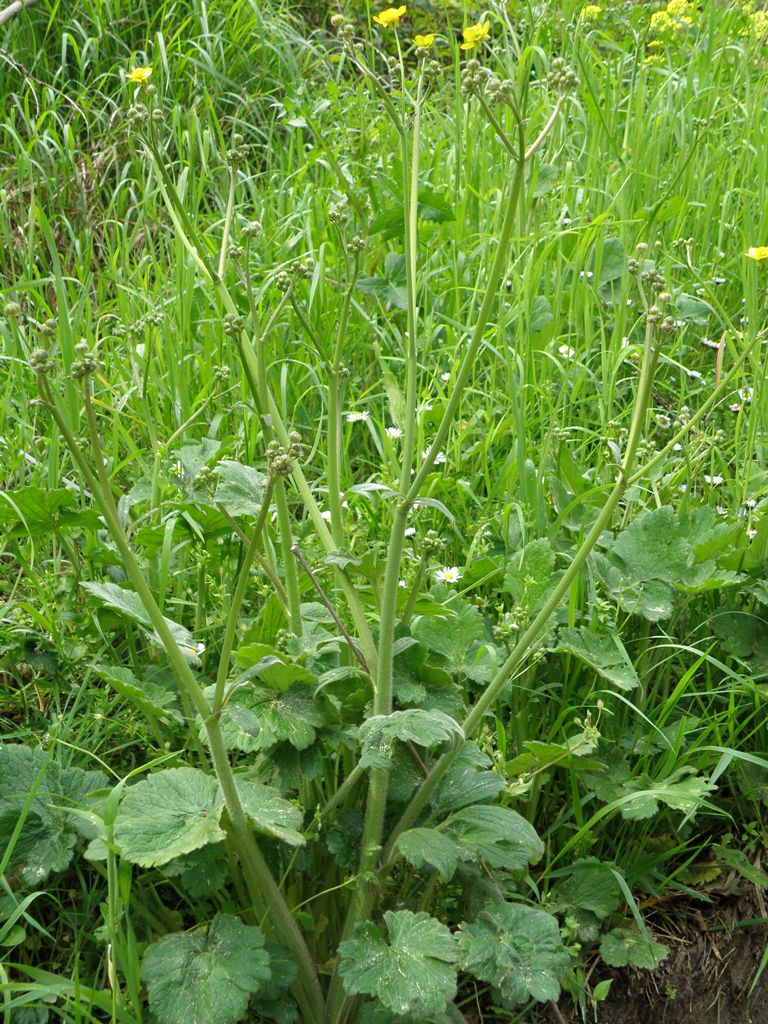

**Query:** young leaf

left=0, top=745, right=105, bottom=885
left=503, top=538, right=559, bottom=616
left=618, top=768, right=716, bottom=821
left=214, top=461, right=268, bottom=518
left=81, top=581, right=199, bottom=659
left=94, top=664, right=183, bottom=723
left=338, top=910, right=458, bottom=1018
left=236, top=778, right=306, bottom=846
left=457, top=904, right=569, bottom=1006
left=115, top=767, right=225, bottom=867
left=556, top=626, right=640, bottom=691
left=359, top=709, right=464, bottom=769
left=141, top=913, right=271, bottom=1024
left=600, top=926, right=668, bottom=969
left=443, top=806, right=544, bottom=872
left=430, top=741, right=505, bottom=813
left=397, top=829, right=462, bottom=882
left=552, top=859, right=622, bottom=920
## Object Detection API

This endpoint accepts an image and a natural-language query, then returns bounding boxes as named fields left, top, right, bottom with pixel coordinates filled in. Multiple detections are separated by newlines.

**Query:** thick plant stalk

left=380, top=320, right=661, bottom=866
left=36, top=376, right=326, bottom=1024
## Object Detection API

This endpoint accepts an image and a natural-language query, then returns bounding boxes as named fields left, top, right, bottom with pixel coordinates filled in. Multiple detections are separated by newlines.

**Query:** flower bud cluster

left=223, top=313, right=245, bottom=337
left=29, top=348, right=52, bottom=374
left=547, top=57, right=580, bottom=94
left=266, top=432, right=303, bottom=477
left=242, top=220, right=262, bottom=239
left=71, top=340, right=99, bottom=380
left=227, top=133, right=249, bottom=167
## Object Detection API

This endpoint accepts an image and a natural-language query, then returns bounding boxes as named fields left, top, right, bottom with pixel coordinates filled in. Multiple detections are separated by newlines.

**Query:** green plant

left=2, top=1, right=768, bottom=1023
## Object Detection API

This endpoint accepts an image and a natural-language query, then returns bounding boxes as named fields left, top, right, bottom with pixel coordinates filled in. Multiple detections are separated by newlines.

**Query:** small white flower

left=745, top=498, right=757, bottom=509
left=700, top=337, right=721, bottom=350
left=655, top=413, right=671, bottom=429
left=385, top=426, right=403, bottom=439
left=558, top=344, right=576, bottom=359
left=578, top=271, right=594, bottom=281
left=673, top=443, right=683, bottom=452
left=712, top=276, right=727, bottom=285
left=440, top=371, right=451, bottom=383
left=685, top=369, right=703, bottom=380
left=678, top=483, right=688, bottom=493
left=398, top=579, right=408, bottom=588
left=747, top=528, right=758, bottom=540
left=418, top=402, right=433, bottom=414
left=435, top=451, right=447, bottom=465
left=434, top=566, right=462, bottom=584
left=346, top=410, right=369, bottom=423
left=320, top=509, right=333, bottom=521
left=703, top=474, right=724, bottom=486
left=738, top=386, right=753, bottom=403
left=729, top=402, right=741, bottom=413
left=196, top=642, right=206, bottom=655
left=404, top=527, right=416, bottom=537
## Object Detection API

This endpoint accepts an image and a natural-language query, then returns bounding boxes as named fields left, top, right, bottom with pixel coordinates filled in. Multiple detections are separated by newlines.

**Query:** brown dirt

left=548, top=887, right=768, bottom=1024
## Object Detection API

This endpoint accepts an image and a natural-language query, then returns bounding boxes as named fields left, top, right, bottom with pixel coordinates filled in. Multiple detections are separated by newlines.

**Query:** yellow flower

left=746, top=246, right=768, bottom=262
left=127, top=66, right=153, bottom=85
left=460, top=19, right=490, bottom=50
left=414, top=33, right=435, bottom=48
left=580, top=5, right=602, bottom=21
left=373, top=6, right=407, bottom=28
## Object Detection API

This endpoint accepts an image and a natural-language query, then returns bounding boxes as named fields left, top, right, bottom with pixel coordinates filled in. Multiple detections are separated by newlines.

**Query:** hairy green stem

left=39, top=377, right=325, bottom=1024
left=380, top=323, right=660, bottom=866
left=212, top=476, right=275, bottom=710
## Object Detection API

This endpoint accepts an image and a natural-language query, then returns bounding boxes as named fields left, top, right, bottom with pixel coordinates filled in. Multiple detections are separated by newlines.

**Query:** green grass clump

left=1, top=0, right=767, bottom=1021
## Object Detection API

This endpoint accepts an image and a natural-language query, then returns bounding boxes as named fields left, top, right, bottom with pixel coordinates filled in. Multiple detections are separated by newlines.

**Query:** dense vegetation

left=1, top=1, right=767, bottom=1021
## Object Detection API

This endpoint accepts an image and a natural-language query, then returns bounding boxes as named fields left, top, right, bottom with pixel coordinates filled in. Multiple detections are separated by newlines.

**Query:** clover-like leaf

left=339, top=910, right=457, bottom=1018
left=141, top=913, right=271, bottom=1024
left=457, top=903, right=569, bottom=1006
left=600, top=926, right=668, bottom=969
left=412, top=599, right=491, bottom=675
left=358, top=710, right=463, bottom=769
left=115, top=767, right=225, bottom=867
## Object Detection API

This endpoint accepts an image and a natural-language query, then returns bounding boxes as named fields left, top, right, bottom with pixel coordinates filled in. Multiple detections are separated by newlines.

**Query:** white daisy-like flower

left=404, top=527, right=416, bottom=537
left=558, top=344, right=576, bottom=359
left=655, top=413, right=671, bottom=429
left=739, top=386, right=753, bottom=403
left=704, top=474, right=724, bottom=486
left=385, top=426, right=403, bottom=439
left=434, top=566, right=462, bottom=584
left=440, top=371, right=451, bottom=383
left=320, top=509, right=333, bottom=521
left=346, top=410, right=369, bottom=423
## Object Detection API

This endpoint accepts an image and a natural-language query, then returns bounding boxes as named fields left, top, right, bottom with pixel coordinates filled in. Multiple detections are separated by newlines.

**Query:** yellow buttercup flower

left=580, top=5, right=602, bottom=21
left=373, top=6, right=407, bottom=28
left=127, top=66, right=153, bottom=85
left=460, top=19, right=490, bottom=50
left=746, top=246, right=768, bottom=262
left=414, top=33, right=435, bottom=48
